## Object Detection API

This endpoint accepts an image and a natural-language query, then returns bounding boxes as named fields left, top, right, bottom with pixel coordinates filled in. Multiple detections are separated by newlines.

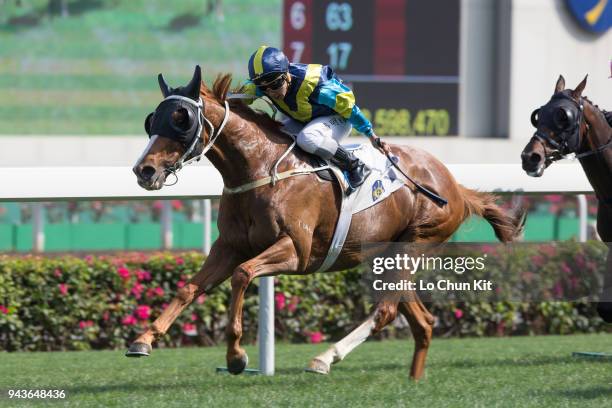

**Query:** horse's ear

left=571, top=74, right=588, bottom=100
left=554, top=75, right=565, bottom=94
left=158, top=73, right=171, bottom=97
left=185, top=65, right=202, bottom=100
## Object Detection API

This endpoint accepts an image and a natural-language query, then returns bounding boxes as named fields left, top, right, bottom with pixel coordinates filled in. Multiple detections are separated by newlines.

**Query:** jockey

left=240, top=45, right=391, bottom=193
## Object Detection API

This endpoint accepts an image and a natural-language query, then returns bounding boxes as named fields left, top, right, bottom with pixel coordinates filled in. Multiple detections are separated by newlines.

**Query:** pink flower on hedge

left=79, top=320, right=93, bottom=329
left=191, top=313, right=198, bottom=321
left=54, top=268, right=62, bottom=278
left=136, top=270, right=151, bottom=282
left=162, top=303, right=169, bottom=310
left=575, top=254, right=586, bottom=269
left=176, top=257, right=185, bottom=265
left=131, top=282, right=143, bottom=299
left=0, top=305, right=8, bottom=314
left=561, top=262, right=571, bottom=275
left=531, top=255, right=545, bottom=267
left=545, top=194, right=563, bottom=203
left=122, top=315, right=137, bottom=326
left=196, top=294, right=206, bottom=304
left=117, top=266, right=130, bottom=280
left=182, top=322, right=196, bottom=336
left=481, top=245, right=495, bottom=255
left=154, top=286, right=165, bottom=297
left=553, top=281, right=564, bottom=298
left=309, top=331, right=323, bottom=344
left=287, top=296, right=299, bottom=313
left=103, top=311, right=110, bottom=321
left=135, top=305, right=151, bottom=320
left=59, top=283, right=68, bottom=296
left=454, top=309, right=464, bottom=319
left=275, top=293, right=286, bottom=310
left=84, top=255, right=93, bottom=264
left=177, top=280, right=186, bottom=289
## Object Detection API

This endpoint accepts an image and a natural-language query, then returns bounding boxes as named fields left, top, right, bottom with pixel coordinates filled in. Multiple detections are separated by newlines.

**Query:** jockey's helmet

left=248, top=46, right=289, bottom=83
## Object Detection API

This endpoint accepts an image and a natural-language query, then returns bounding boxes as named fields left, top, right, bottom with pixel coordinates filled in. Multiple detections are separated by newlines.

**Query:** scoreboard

left=283, top=0, right=461, bottom=136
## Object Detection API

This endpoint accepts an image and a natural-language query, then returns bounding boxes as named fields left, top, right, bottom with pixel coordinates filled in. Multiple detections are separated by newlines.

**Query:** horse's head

left=133, top=65, right=206, bottom=190
left=521, top=75, right=588, bottom=177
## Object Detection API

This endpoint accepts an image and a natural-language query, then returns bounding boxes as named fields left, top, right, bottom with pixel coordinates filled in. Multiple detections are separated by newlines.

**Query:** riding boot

left=330, top=146, right=371, bottom=193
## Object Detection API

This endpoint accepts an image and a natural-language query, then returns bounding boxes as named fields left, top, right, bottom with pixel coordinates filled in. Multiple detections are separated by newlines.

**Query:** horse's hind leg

left=398, top=300, right=433, bottom=380
left=306, top=301, right=398, bottom=374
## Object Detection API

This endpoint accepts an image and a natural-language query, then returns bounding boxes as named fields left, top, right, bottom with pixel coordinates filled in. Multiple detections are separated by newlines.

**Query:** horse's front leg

left=226, top=235, right=299, bottom=374
left=126, top=241, right=242, bottom=356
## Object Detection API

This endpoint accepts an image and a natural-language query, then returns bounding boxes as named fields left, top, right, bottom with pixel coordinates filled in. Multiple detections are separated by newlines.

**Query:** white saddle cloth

left=342, top=144, right=405, bottom=214
left=315, top=144, right=405, bottom=272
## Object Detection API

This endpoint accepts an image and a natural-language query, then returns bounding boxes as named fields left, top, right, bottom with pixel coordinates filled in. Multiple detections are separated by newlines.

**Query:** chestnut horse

left=128, top=66, right=525, bottom=379
left=521, top=75, right=612, bottom=323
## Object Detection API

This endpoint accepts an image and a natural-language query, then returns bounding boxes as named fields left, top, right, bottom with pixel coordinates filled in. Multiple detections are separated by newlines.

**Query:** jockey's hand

left=371, top=134, right=392, bottom=156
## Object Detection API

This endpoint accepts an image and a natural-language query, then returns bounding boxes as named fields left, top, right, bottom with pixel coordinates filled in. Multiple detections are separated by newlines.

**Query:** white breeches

left=283, top=115, right=353, bottom=159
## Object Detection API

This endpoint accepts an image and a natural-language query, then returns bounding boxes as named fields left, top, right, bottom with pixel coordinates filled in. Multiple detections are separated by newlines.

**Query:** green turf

left=0, top=334, right=611, bottom=407
left=0, top=0, right=281, bottom=135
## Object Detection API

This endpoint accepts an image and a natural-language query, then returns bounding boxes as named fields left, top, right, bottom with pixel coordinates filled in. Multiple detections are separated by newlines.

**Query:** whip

left=375, top=138, right=448, bottom=207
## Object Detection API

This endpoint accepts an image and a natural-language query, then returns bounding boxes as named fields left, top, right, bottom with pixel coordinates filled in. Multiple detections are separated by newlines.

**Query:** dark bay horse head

left=520, top=75, right=589, bottom=177
left=133, top=65, right=206, bottom=190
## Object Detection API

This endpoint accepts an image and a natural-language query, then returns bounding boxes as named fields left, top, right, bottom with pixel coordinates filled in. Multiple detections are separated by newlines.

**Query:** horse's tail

left=459, top=185, right=526, bottom=242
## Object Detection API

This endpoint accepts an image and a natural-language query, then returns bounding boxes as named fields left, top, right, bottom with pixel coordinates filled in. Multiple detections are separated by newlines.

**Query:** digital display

left=283, top=0, right=461, bottom=136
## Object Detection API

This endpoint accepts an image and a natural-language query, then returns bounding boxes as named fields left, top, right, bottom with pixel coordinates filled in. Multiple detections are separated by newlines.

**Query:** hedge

left=0, top=242, right=610, bottom=351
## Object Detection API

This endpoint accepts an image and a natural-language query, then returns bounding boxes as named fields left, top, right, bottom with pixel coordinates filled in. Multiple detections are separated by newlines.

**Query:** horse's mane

left=582, top=95, right=612, bottom=127
left=199, top=73, right=282, bottom=132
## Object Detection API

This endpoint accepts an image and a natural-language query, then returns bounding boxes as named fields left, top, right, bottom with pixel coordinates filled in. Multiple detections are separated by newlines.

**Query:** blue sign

left=566, top=0, right=612, bottom=33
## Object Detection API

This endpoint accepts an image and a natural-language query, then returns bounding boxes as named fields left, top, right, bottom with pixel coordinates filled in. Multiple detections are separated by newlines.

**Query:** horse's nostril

left=141, top=166, right=156, bottom=181
left=529, top=153, right=542, bottom=164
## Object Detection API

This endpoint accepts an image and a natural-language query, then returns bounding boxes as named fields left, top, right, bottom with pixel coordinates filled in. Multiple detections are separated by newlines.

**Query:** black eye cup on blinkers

left=530, top=109, right=540, bottom=127
left=553, top=107, right=574, bottom=130
left=144, top=112, right=154, bottom=137
left=530, top=107, right=576, bottom=131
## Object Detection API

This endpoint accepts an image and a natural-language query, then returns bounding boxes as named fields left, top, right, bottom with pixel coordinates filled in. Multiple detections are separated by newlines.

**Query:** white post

left=577, top=194, right=587, bottom=242
left=32, top=203, right=45, bottom=253
left=161, top=200, right=173, bottom=249
left=203, top=199, right=211, bottom=255
left=258, top=276, right=275, bottom=375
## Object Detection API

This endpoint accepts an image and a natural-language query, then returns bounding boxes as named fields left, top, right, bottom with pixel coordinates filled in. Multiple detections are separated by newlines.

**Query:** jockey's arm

left=236, top=80, right=264, bottom=105
left=316, top=78, right=374, bottom=138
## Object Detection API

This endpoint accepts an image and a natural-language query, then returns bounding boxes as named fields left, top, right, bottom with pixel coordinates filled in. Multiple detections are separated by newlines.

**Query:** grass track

left=1, top=334, right=611, bottom=407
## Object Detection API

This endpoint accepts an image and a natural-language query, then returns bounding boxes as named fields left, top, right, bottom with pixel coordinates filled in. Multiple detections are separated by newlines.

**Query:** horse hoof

left=227, top=353, right=248, bottom=375
left=597, top=302, right=612, bottom=323
left=125, top=342, right=152, bottom=357
left=304, top=358, right=330, bottom=375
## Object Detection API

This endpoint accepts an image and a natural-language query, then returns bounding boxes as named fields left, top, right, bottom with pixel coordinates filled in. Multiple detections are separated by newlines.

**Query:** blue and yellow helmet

left=248, top=46, right=289, bottom=82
